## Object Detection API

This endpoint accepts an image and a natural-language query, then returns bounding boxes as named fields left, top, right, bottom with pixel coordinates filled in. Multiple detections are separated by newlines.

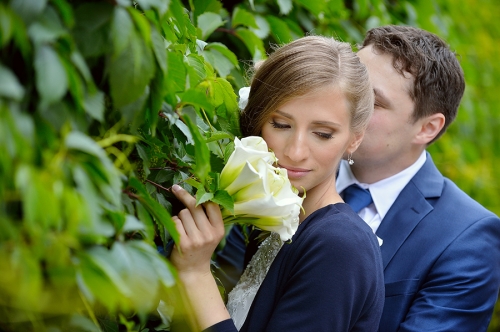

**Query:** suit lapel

left=375, top=153, right=444, bottom=270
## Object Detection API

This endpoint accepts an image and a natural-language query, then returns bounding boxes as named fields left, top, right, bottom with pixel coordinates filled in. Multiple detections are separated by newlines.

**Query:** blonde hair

left=240, top=36, right=373, bottom=137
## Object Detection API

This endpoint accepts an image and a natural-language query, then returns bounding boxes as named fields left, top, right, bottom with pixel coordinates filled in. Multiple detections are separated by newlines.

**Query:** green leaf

left=128, top=7, right=152, bottom=46
left=250, top=14, right=270, bottom=39
left=195, top=186, right=214, bottom=205
left=66, top=131, right=107, bottom=161
left=205, top=42, right=238, bottom=67
left=193, top=0, right=223, bottom=24
left=203, top=48, right=235, bottom=78
left=213, top=77, right=238, bottom=112
left=83, top=91, right=105, bottom=122
left=166, top=51, right=186, bottom=93
left=235, top=28, right=266, bottom=61
left=109, top=28, right=154, bottom=108
left=111, top=7, right=133, bottom=58
left=135, top=0, right=170, bottom=15
left=27, top=6, right=66, bottom=45
left=186, top=53, right=209, bottom=88
left=0, top=5, right=13, bottom=47
left=266, top=15, right=293, bottom=44
left=128, top=177, right=179, bottom=244
left=182, top=115, right=210, bottom=185
left=135, top=201, right=155, bottom=241
left=205, top=130, right=233, bottom=143
left=181, top=88, right=215, bottom=112
left=295, top=0, right=326, bottom=15
left=151, top=27, right=167, bottom=72
left=34, top=45, right=68, bottom=106
left=197, top=12, right=224, bottom=40
left=10, top=0, right=47, bottom=23
left=0, top=63, right=24, bottom=100
left=212, top=190, right=233, bottom=214
left=277, top=0, right=293, bottom=15
left=232, top=7, right=258, bottom=29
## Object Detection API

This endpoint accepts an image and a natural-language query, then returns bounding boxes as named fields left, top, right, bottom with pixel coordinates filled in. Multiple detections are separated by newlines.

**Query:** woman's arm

left=170, top=184, right=231, bottom=330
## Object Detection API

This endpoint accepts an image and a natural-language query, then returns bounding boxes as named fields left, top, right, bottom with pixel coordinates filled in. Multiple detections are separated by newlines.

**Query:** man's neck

left=351, top=151, right=426, bottom=184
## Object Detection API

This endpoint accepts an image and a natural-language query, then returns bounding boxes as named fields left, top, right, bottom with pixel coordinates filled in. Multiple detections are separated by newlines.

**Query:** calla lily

left=219, top=137, right=303, bottom=241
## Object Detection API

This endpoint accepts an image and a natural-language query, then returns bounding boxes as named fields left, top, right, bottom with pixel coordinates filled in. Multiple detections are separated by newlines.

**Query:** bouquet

left=219, top=136, right=304, bottom=242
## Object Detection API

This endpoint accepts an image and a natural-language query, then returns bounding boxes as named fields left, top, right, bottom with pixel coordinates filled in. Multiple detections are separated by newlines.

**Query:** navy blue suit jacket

left=375, top=154, right=500, bottom=331
left=210, top=204, right=384, bottom=332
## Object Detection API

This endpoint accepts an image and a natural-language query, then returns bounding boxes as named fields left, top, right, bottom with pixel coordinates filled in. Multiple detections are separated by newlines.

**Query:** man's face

left=354, top=45, right=423, bottom=182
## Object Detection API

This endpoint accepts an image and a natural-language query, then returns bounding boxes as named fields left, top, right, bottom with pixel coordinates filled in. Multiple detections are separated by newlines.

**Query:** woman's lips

left=278, top=164, right=311, bottom=178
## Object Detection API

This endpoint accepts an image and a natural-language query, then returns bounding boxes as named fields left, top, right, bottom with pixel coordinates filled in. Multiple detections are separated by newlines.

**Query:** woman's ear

left=346, top=131, right=365, bottom=155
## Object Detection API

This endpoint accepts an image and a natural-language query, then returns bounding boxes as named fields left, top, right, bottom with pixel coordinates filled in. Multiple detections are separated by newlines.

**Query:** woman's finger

left=172, top=184, right=216, bottom=233
left=204, top=202, right=224, bottom=230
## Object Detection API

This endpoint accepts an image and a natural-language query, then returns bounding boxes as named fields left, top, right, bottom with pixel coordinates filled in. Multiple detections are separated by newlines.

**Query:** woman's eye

left=270, top=121, right=290, bottom=129
left=315, top=132, right=333, bottom=140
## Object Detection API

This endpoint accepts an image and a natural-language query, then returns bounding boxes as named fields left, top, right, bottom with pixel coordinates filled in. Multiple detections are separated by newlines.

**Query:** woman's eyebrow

left=275, top=110, right=341, bottom=127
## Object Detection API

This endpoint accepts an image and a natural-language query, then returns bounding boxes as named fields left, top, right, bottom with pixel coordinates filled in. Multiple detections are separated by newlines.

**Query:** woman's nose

left=284, top=132, right=309, bottom=162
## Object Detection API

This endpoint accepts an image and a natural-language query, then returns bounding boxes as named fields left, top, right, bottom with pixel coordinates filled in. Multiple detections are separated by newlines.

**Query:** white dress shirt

left=336, top=151, right=427, bottom=234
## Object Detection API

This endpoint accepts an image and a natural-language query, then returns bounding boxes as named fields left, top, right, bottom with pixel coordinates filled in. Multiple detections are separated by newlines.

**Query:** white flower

left=220, top=137, right=304, bottom=241
left=238, top=86, right=250, bottom=110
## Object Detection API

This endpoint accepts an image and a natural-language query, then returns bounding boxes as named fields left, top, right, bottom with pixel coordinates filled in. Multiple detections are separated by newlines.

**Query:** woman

left=170, top=36, right=384, bottom=331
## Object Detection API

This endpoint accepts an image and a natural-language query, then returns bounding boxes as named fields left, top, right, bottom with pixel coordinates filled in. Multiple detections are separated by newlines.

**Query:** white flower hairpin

left=238, top=86, right=250, bottom=110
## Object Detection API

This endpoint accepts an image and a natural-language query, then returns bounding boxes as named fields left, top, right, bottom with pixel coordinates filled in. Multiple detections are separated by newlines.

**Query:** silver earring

left=348, top=153, right=354, bottom=165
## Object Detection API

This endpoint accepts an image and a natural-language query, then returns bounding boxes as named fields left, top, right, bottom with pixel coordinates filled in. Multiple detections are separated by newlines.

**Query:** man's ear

left=413, top=113, right=445, bottom=145
left=346, top=131, right=365, bottom=155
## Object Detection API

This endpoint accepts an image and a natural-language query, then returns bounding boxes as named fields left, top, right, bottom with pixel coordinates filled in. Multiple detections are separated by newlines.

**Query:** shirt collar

left=337, top=151, right=427, bottom=220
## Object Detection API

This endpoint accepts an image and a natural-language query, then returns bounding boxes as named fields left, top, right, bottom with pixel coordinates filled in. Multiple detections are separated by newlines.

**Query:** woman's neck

left=298, top=188, right=343, bottom=223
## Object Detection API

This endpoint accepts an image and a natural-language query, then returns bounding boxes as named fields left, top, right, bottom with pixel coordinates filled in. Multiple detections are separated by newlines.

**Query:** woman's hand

left=170, top=184, right=225, bottom=278
left=169, top=184, right=230, bottom=329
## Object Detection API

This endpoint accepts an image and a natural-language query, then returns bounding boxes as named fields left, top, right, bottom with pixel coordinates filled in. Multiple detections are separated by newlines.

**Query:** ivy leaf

left=0, top=63, right=24, bottom=100
left=34, top=45, right=68, bottom=106
left=212, top=190, right=233, bottom=214
left=128, top=177, right=179, bottom=244
left=135, top=0, right=170, bottom=15
left=266, top=15, right=293, bottom=44
left=295, top=0, right=326, bottom=15
left=213, top=78, right=238, bottom=114
left=111, top=7, right=133, bottom=58
left=277, top=0, right=293, bottom=15
left=83, top=91, right=105, bottom=122
left=10, top=0, right=47, bottom=23
left=151, top=27, right=167, bottom=72
left=166, top=51, right=186, bottom=94
left=235, top=28, right=266, bottom=61
left=109, top=28, right=154, bottom=108
left=232, top=7, right=258, bottom=29
left=205, top=42, right=239, bottom=67
left=182, top=115, right=210, bottom=185
left=205, top=130, right=233, bottom=143
left=195, top=186, right=214, bottom=205
left=203, top=48, right=234, bottom=78
left=197, top=12, right=223, bottom=40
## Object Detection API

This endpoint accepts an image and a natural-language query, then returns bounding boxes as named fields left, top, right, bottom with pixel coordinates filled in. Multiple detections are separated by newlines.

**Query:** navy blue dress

left=206, top=203, right=385, bottom=332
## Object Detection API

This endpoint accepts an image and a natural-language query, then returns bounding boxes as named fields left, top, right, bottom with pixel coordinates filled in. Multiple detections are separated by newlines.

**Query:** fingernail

left=172, top=184, right=182, bottom=192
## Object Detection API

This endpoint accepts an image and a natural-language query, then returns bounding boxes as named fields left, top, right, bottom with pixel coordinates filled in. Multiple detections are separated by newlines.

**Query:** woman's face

left=261, top=87, right=362, bottom=199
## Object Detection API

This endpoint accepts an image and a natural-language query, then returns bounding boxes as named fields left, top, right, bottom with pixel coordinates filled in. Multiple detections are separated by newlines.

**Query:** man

left=216, top=25, right=500, bottom=331
left=336, top=25, right=500, bottom=331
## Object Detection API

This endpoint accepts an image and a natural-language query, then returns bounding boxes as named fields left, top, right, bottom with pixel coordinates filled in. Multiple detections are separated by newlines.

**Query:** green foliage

left=2, top=0, right=499, bottom=330
left=0, top=0, right=242, bottom=330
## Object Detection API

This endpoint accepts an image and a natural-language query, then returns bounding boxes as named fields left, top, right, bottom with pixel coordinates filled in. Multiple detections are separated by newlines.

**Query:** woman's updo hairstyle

left=240, top=36, right=373, bottom=138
